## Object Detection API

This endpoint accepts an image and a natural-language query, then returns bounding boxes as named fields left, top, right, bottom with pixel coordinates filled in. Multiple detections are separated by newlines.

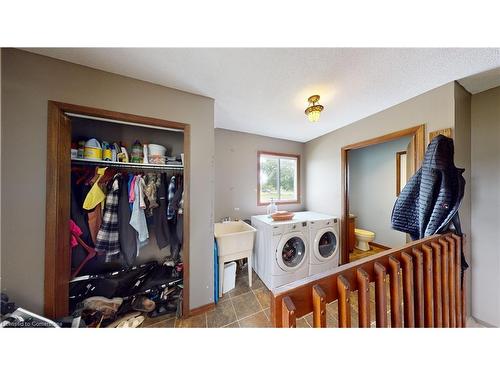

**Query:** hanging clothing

left=70, top=220, right=83, bottom=248
left=71, top=172, right=94, bottom=248
left=154, top=173, right=170, bottom=250
left=118, top=174, right=138, bottom=266
left=166, top=176, right=176, bottom=220
left=144, top=173, right=159, bottom=210
left=83, top=167, right=107, bottom=210
left=87, top=205, right=102, bottom=244
left=171, top=180, right=184, bottom=248
left=130, top=175, right=149, bottom=244
left=95, top=177, right=121, bottom=262
left=391, top=135, right=465, bottom=240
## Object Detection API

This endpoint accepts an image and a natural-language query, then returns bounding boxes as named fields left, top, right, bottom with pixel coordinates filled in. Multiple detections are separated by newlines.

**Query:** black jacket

left=391, top=135, right=465, bottom=240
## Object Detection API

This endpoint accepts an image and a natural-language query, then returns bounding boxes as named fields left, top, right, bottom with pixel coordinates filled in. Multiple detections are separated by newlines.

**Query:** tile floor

left=142, top=265, right=273, bottom=328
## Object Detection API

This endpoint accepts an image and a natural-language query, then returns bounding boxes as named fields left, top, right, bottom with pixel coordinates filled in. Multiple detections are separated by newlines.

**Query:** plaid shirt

left=95, top=177, right=121, bottom=262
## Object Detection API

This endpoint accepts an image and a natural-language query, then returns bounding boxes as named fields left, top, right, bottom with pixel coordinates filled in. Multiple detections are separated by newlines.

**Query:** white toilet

left=354, top=228, right=375, bottom=251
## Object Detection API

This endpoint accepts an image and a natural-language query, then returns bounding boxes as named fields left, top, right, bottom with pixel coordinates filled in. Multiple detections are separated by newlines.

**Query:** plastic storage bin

left=222, top=261, right=237, bottom=293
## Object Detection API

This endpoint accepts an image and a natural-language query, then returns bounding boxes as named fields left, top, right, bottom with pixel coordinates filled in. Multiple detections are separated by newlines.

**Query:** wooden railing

left=271, top=233, right=466, bottom=328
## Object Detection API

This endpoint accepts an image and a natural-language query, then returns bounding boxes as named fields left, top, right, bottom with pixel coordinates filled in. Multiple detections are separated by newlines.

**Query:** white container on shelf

left=148, top=144, right=167, bottom=156
left=222, top=261, right=237, bottom=293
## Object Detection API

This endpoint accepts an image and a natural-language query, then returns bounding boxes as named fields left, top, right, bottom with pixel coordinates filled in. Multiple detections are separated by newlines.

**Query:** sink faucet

left=221, top=217, right=232, bottom=223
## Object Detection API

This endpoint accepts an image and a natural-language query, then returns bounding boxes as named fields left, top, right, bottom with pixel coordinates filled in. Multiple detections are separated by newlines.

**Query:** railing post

left=412, top=248, right=425, bottom=327
left=337, top=275, right=352, bottom=328
left=431, top=241, right=442, bottom=327
left=451, top=234, right=464, bottom=327
left=374, top=262, right=388, bottom=328
left=312, top=285, right=327, bottom=328
left=421, top=245, right=434, bottom=327
left=389, top=256, right=402, bottom=328
left=401, top=252, right=415, bottom=328
left=281, top=296, right=296, bottom=328
left=446, top=236, right=457, bottom=328
left=357, top=268, right=371, bottom=328
left=439, top=238, right=450, bottom=328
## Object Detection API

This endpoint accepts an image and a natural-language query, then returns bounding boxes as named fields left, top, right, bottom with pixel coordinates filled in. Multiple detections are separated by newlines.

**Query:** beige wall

left=470, top=85, right=500, bottom=327
left=305, top=82, right=456, bottom=219
left=215, top=128, right=305, bottom=221
left=1, top=49, right=215, bottom=312
left=453, top=82, right=472, bottom=316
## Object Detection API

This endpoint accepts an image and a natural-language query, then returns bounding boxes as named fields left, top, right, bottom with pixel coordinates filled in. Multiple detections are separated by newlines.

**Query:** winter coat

left=391, top=135, right=465, bottom=240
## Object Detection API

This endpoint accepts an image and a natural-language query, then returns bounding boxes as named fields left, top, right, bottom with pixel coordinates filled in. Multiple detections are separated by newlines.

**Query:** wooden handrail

left=270, top=233, right=466, bottom=328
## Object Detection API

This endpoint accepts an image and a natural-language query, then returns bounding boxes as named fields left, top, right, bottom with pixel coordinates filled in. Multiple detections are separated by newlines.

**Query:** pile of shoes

left=76, top=295, right=157, bottom=328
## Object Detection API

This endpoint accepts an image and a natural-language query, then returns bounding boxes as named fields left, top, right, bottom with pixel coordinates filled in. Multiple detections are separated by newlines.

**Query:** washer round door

left=276, top=233, right=307, bottom=272
left=313, top=228, right=338, bottom=261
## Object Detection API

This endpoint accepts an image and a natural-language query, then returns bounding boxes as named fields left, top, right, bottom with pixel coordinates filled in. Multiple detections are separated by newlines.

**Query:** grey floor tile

left=206, top=300, right=237, bottom=328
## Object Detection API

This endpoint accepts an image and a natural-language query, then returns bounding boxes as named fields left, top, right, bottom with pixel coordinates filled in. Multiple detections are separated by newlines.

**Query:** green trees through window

left=259, top=152, right=299, bottom=204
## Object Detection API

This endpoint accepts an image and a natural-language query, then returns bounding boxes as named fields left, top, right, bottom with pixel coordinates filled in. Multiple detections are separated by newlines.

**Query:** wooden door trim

left=340, top=124, right=426, bottom=265
left=44, top=101, right=191, bottom=318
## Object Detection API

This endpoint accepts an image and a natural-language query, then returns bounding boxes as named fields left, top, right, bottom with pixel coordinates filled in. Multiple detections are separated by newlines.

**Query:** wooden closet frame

left=44, top=101, right=191, bottom=319
left=340, top=124, right=426, bottom=266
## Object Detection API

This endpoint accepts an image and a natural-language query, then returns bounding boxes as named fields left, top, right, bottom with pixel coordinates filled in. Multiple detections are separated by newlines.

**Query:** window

left=258, top=151, right=300, bottom=205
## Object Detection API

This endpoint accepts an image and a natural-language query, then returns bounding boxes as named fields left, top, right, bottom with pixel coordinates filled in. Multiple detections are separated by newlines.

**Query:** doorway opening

left=340, top=125, right=426, bottom=264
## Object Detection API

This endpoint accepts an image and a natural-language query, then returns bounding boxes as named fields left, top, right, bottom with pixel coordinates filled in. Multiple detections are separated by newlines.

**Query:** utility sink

left=214, top=220, right=256, bottom=297
left=214, top=220, right=256, bottom=257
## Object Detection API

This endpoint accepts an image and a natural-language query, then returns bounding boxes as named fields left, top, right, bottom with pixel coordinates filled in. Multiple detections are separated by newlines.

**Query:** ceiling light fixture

left=305, top=95, right=324, bottom=122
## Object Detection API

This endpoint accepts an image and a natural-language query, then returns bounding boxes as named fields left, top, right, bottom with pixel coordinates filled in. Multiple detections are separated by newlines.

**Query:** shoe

left=82, top=296, right=123, bottom=318
left=106, top=312, right=142, bottom=328
left=117, top=315, right=145, bottom=328
left=131, top=296, right=156, bottom=313
left=80, top=309, right=104, bottom=328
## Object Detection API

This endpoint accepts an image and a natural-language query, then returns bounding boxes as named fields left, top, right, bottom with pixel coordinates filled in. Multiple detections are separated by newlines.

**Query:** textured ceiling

left=26, top=48, right=500, bottom=142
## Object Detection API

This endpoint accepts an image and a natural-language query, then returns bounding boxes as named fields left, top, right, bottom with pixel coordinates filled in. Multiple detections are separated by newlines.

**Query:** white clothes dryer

left=294, top=212, right=340, bottom=276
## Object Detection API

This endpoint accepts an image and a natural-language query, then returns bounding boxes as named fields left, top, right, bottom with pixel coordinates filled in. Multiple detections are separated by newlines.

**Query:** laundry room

left=211, top=128, right=343, bottom=328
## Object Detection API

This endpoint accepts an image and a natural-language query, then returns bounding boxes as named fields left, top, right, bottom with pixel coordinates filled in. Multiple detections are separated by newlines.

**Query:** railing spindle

left=401, top=252, right=415, bottom=328
left=452, top=234, right=463, bottom=327
left=374, top=262, right=388, bottom=328
left=389, top=256, right=402, bottom=328
left=412, top=248, right=425, bottom=327
left=357, top=268, right=370, bottom=328
left=446, top=237, right=457, bottom=328
left=431, top=241, right=443, bottom=327
left=312, top=285, right=327, bottom=328
left=439, top=238, right=450, bottom=328
left=421, top=244, right=434, bottom=327
left=337, top=275, right=351, bottom=328
left=270, top=234, right=466, bottom=329
left=282, top=296, right=296, bottom=328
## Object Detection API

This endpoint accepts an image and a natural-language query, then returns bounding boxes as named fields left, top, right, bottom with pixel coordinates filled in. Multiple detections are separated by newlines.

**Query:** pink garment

left=69, top=219, right=83, bottom=248
left=129, top=175, right=137, bottom=204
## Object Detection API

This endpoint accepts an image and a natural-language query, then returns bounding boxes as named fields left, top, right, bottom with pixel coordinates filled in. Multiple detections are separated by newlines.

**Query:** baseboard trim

left=189, top=302, right=215, bottom=317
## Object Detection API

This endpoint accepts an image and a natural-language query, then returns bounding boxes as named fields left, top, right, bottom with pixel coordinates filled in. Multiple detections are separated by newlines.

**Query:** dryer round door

left=276, top=233, right=307, bottom=272
left=313, top=228, right=339, bottom=261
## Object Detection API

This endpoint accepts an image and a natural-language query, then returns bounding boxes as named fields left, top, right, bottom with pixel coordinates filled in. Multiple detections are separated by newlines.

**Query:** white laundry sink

left=214, top=220, right=256, bottom=257
left=214, top=220, right=256, bottom=297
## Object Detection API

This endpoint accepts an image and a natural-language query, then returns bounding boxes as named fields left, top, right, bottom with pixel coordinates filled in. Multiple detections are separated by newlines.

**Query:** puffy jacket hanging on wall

left=391, top=134, right=465, bottom=240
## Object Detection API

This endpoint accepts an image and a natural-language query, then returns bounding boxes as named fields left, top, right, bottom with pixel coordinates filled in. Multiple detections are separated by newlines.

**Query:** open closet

left=44, top=102, right=190, bottom=324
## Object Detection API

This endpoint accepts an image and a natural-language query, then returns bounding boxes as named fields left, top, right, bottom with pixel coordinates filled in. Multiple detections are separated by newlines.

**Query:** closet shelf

left=71, top=158, right=184, bottom=171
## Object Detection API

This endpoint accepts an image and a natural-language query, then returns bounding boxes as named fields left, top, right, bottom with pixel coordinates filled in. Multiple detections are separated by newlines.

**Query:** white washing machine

left=251, top=214, right=309, bottom=290
left=295, top=212, right=340, bottom=276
